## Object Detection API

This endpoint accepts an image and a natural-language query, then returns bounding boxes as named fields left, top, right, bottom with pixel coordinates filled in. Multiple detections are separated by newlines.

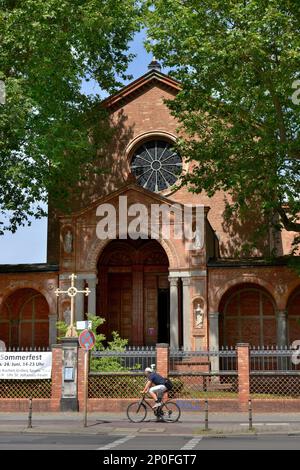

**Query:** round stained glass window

left=130, top=140, right=182, bottom=192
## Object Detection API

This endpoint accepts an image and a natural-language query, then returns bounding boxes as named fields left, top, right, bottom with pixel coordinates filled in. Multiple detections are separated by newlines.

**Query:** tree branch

left=276, top=205, right=300, bottom=232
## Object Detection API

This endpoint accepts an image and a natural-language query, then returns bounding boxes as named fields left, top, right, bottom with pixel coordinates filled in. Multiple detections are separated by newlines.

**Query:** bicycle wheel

left=160, top=401, right=181, bottom=423
left=127, top=401, right=147, bottom=423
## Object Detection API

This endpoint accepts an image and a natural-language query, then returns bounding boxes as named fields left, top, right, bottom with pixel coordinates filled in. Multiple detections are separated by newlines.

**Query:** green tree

left=145, top=0, right=300, bottom=256
left=57, top=313, right=130, bottom=372
left=0, top=0, right=140, bottom=233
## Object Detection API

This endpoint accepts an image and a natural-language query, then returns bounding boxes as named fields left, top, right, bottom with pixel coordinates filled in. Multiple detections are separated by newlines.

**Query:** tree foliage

left=57, top=314, right=131, bottom=372
left=0, top=0, right=140, bottom=233
left=145, top=0, right=300, bottom=253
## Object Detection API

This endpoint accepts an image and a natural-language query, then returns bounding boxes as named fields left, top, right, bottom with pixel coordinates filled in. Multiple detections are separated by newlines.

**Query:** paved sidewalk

left=1, top=411, right=300, bottom=436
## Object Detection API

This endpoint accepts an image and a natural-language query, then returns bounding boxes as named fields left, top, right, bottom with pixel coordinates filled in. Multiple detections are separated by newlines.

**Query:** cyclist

left=141, top=367, right=168, bottom=408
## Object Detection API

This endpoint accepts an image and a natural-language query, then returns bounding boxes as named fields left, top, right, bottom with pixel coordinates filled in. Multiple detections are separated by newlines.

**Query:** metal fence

left=0, top=346, right=52, bottom=398
left=169, top=347, right=237, bottom=373
left=250, top=346, right=300, bottom=372
left=250, top=347, right=300, bottom=398
left=91, top=346, right=156, bottom=373
left=0, top=380, right=52, bottom=398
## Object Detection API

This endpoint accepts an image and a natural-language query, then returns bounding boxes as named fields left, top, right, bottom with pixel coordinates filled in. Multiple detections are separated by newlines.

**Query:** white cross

left=55, top=273, right=90, bottom=337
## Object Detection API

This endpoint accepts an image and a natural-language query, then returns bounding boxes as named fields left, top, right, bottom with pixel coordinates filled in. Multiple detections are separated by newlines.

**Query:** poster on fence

left=0, top=352, right=52, bottom=379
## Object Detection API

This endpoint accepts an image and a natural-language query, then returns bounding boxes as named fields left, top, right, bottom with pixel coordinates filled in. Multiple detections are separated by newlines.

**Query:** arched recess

left=0, top=288, right=49, bottom=348
left=97, top=238, right=170, bottom=346
left=219, top=283, right=277, bottom=347
left=287, top=285, right=300, bottom=344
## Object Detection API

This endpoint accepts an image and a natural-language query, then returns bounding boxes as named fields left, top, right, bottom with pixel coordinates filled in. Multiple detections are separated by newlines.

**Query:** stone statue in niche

left=63, top=230, right=73, bottom=254
left=0, top=340, right=6, bottom=351
left=195, top=301, right=205, bottom=328
left=63, top=307, right=71, bottom=325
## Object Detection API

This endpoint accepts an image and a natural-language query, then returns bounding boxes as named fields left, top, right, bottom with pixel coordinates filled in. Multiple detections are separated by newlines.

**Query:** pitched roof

left=102, top=70, right=181, bottom=110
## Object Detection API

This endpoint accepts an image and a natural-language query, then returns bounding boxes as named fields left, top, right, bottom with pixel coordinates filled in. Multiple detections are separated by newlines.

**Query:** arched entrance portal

left=97, top=239, right=170, bottom=346
left=219, top=284, right=276, bottom=347
left=0, top=288, right=49, bottom=348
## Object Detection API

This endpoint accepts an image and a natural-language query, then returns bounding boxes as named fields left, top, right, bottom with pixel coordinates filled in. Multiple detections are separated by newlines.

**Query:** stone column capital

left=181, top=277, right=191, bottom=287
left=209, top=311, right=220, bottom=320
left=168, top=277, right=179, bottom=287
left=277, top=309, right=287, bottom=318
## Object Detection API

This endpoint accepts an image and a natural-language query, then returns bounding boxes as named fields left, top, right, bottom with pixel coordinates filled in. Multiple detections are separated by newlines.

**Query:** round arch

left=96, top=238, right=171, bottom=346
left=218, top=282, right=277, bottom=347
left=86, top=233, right=180, bottom=273
left=211, top=275, right=276, bottom=314
left=0, top=288, right=49, bottom=348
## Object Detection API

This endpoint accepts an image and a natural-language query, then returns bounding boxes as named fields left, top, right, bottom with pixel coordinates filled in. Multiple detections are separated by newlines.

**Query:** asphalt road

left=0, top=433, right=300, bottom=450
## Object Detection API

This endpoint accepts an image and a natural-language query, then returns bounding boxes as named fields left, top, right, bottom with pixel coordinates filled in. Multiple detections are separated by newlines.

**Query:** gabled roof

left=63, top=181, right=210, bottom=220
left=102, top=70, right=181, bottom=110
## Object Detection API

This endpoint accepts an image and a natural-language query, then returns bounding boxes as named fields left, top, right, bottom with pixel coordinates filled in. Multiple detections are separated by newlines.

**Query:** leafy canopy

left=0, top=0, right=140, bottom=233
left=145, top=0, right=300, bottom=253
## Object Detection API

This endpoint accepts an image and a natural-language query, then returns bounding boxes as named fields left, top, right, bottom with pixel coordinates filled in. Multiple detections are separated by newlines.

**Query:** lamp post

left=55, top=273, right=90, bottom=337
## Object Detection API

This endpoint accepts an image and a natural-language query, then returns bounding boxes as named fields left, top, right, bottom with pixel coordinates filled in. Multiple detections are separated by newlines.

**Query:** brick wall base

left=0, top=399, right=60, bottom=412
left=1, top=398, right=300, bottom=413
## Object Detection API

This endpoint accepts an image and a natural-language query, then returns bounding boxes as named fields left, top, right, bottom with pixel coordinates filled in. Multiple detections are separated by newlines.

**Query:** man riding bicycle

left=141, top=367, right=168, bottom=408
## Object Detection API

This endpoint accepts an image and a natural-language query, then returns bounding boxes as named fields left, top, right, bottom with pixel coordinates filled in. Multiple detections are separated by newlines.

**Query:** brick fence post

left=51, top=345, right=62, bottom=411
left=156, top=343, right=169, bottom=377
left=237, top=343, right=250, bottom=412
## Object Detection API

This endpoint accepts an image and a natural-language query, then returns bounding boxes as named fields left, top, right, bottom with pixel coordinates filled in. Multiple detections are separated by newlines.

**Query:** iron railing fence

left=4, top=346, right=51, bottom=352
left=250, top=346, right=300, bottom=372
left=169, top=347, right=237, bottom=373
left=88, top=372, right=238, bottom=399
left=91, top=346, right=156, bottom=373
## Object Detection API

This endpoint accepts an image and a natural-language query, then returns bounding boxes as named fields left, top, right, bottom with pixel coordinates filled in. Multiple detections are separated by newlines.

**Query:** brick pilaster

left=156, top=343, right=169, bottom=377
left=51, top=345, right=62, bottom=410
left=237, top=343, right=250, bottom=412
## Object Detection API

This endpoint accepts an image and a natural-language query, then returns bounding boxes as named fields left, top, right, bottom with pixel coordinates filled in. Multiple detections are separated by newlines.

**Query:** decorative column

left=75, top=278, right=85, bottom=322
left=48, top=313, right=58, bottom=346
left=87, top=276, right=97, bottom=315
left=209, top=312, right=220, bottom=372
left=182, top=277, right=191, bottom=351
left=169, top=277, right=179, bottom=349
left=277, top=309, right=288, bottom=347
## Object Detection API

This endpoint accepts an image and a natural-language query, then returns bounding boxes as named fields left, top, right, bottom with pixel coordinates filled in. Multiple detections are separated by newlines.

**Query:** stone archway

left=0, top=288, right=49, bottom=348
left=219, top=283, right=277, bottom=347
left=97, top=239, right=170, bottom=346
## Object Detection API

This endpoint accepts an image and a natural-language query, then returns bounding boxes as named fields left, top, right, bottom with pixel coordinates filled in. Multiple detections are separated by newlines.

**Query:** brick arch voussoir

left=212, top=276, right=277, bottom=314
left=86, top=234, right=179, bottom=271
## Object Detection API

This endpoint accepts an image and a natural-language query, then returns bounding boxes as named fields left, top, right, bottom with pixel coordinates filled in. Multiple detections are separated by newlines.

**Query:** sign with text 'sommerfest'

left=0, top=352, right=52, bottom=379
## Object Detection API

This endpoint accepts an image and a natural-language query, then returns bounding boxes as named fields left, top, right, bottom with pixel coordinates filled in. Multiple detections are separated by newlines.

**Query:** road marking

left=180, top=437, right=202, bottom=450
left=97, top=435, right=136, bottom=450
left=240, top=423, right=289, bottom=426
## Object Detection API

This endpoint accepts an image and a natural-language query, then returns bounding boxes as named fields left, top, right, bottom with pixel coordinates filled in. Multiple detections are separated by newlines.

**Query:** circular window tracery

left=130, top=140, right=182, bottom=192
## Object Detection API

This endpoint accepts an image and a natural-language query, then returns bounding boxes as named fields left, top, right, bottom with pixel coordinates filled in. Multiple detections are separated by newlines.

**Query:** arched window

left=220, top=285, right=276, bottom=347
left=0, top=289, right=49, bottom=348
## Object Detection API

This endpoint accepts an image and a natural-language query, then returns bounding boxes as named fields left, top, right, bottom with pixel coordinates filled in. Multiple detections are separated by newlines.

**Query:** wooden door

left=107, top=273, right=133, bottom=343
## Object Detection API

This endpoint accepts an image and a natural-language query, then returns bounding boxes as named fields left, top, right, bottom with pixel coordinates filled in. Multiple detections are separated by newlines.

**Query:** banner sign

left=0, top=352, right=52, bottom=379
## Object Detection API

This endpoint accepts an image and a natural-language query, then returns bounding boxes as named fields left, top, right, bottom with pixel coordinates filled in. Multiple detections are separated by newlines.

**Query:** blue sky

left=0, top=30, right=166, bottom=265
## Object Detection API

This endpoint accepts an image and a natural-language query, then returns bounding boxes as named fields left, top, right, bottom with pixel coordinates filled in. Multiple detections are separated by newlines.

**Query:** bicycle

left=127, top=393, right=181, bottom=423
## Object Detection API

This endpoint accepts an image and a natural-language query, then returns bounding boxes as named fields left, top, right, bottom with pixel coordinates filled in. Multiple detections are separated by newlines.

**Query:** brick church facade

left=0, top=64, right=300, bottom=350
